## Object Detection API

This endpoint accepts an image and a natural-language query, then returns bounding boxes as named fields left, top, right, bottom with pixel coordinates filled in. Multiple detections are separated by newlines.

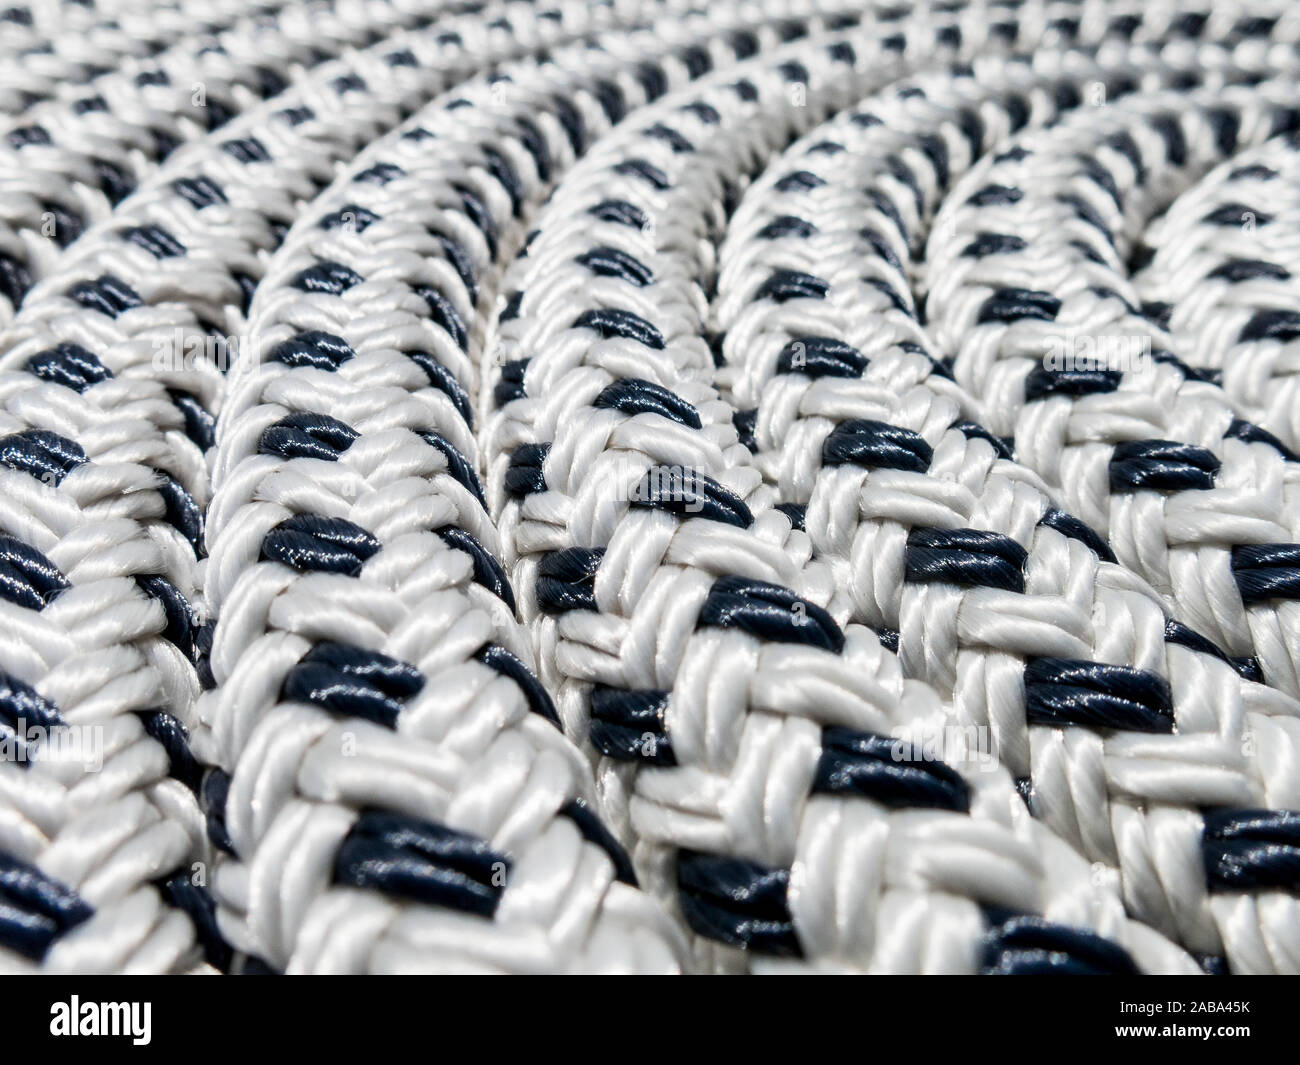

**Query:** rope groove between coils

left=1, top=0, right=1300, bottom=975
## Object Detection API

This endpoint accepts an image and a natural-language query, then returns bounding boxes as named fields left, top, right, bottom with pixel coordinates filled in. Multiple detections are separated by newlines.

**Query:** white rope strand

left=709, top=52, right=1300, bottom=970
left=3, top=0, right=1300, bottom=977
left=924, top=81, right=1300, bottom=698
left=0, top=0, right=281, bottom=116
left=1133, top=136, right=1300, bottom=454
left=481, top=5, right=1259, bottom=972
left=0, top=0, right=488, bottom=322
left=205, top=1, right=897, bottom=976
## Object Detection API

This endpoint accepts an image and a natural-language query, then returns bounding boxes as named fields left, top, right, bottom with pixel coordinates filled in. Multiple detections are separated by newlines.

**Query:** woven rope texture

left=1, top=0, right=1299, bottom=975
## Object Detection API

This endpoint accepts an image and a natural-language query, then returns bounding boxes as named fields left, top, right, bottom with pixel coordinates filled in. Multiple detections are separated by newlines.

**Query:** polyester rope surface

left=0, top=0, right=1298, bottom=976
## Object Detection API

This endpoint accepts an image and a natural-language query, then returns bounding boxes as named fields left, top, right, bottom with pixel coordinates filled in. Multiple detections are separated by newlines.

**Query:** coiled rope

left=0, top=0, right=493, bottom=320
left=0, top=0, right=276, bottom=115
left=2, top=0, right=1299, bottom=975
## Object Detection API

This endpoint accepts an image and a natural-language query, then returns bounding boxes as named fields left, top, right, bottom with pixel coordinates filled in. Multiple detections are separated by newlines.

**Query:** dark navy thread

left=1202, top=808, right=1300, bottom=891
left=0, top=850, right=93, bottom=961
left=952, top=420, right=1014, bottom=460
left=473, top=644, right=559, bottom=727
left=420, top=431, right=486, bottom=508
left=628, top=466, right=753, bottom=527
left=0, top=535, right=68, bottom=609
left=677, top=851, right=801, bottom=956
left=1037, top=507, right=1116, bottom=563
left=698, top=576, right=844, bottom=653
left=560, top=798, right=638, bottom=885
left=814, top=727, right=971, bottom=812
left=983, top=914, right=1140, bottom=975
left=261, top=515, right=381, bottom=576
left=536, top=547, right=604, bottom=614
left=1023, top=658, right=1174, bottom=733
left=1223, top=418, right=1298, bottom=462
left=0, top=429, right=85, bottom=485
left=593, top=378, right=702, bottom=428
left=436, top=526, right=515, bottom=610
left=821, top=419, right=933, bottom=473
left=270, top=330, right=356, bottom=371
left=1109, top=440, right=1220, bottom=492
left=904, top=528, right=1028, bottom=593
left=258, top=412, right=358, bottom=461
left=66, top=275, right=142, bottom=318
left=283, top=642, right=424, bottom=728
left=573, top=308, right=665, bottom=349
left=292, top=260, right=363, bottom=296
left=756, top=269, right=828, bottom=303
left=334, top=811, right=509, bottom=917
left=976, top=287, right=1061, bottom=324
left=775, top=335, right=867, bottom=378
left=24, top=343, right=111, bottom=393
left=504, top=442, right=549, bottom=498
left=1231, top=543, right=1300, bottom=603
left=589, top=686, right=674, bottom=766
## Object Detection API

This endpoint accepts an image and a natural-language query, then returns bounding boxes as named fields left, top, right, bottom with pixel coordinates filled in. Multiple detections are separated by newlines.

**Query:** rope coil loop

left=1, top=0, right=1300, bottom=975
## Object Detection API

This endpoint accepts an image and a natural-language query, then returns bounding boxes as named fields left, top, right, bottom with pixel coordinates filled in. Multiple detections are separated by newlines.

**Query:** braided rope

left=0, top=0, right=683, bottom=974
left=0, top=0, right=278, bottom=115
left=208, top=4, right=871, bottom=973
left=1, top=0, right=1299, bottom=976
left=0, top=0, right=877, bottom=975
left=482, top=7, right=1300, bottom=971
left=924, top=80, right=1300, bottom=700
left=1133, top=136, right=1300, bottom=454
left=0, top=0, right=491, bottom=321
left=710, top=55, right=1300, bottom=968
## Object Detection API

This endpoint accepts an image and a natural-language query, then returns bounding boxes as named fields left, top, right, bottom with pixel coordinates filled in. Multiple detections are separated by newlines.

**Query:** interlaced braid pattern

left=712, top=54, right=1300, bottom=969
left=925, top=81, right=1300, bottom=701
left=206, top=4, right=876, bottom=973
left=1133, top=136, right=1300, bottom=454
left=0, top=0, right=270, bottom=116
left=0, top=0, right=487, bottom=321
left=1, top=0, right=1300, bottom=976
